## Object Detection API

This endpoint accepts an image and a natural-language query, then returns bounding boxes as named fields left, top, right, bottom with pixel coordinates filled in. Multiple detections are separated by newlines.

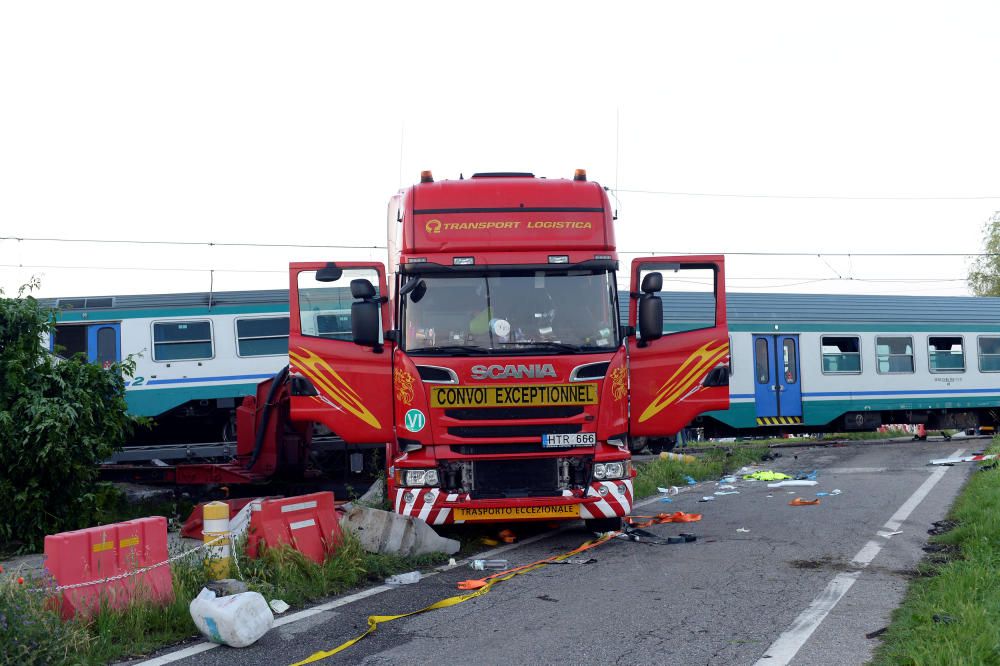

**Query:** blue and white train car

left=41, top=288, right=1000, bottom=442
left=662, top=292, right=1000, bottom=436
left=40, top=290, right=298, bottom=441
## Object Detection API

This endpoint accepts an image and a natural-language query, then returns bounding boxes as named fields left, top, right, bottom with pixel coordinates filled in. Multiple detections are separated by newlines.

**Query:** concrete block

left=341, top=505, right=459, bottom=556
left=357, top=478, right=385, bottom=506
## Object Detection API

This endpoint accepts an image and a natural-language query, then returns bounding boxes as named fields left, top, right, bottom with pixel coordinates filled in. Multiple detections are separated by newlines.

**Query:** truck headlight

left=593, top=462, right=628, bottom=480
left=402, top=469, right=439, bottom=486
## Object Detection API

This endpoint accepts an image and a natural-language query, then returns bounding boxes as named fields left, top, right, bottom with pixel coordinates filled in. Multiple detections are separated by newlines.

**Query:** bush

left=0, top=571, right=90, bottom=665
left=0, top=282, right=139, bottom=552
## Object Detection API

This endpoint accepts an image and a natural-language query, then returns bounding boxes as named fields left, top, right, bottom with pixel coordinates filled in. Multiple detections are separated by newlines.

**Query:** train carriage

left=40, top=288, right=1000, bottom=442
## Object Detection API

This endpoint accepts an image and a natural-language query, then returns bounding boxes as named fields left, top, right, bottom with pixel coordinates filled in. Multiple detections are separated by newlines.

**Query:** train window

left=821, top=336, right=861, bottom=374
left=876, top=336, right=914, bottom=374
left=782, top=339, right=797, bottom=383
left=297, top=268, right=381, bottom=341
left=978, top=337, right=1000, bottom=372
left=52, top=325, right=88, bottom=359
left=755, top=338, right=769, bottom=384
left=928, top=336, right=965, bottom=373
left=236, top=317, right=289, bottom=357
left=152, top=321, right=213, bottom=361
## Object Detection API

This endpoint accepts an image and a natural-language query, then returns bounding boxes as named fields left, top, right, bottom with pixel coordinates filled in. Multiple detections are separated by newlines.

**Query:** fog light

left=617, top=483, right=627, bottom=495
left=598, top=485, right=609, bottom=496
left=403, top=492, right=415, bottom=504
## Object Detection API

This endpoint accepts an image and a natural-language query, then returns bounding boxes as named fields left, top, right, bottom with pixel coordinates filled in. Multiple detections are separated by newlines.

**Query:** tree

left=0, top=281, right=138, bottom=552
left=968, top=212, right=1000, bottom=296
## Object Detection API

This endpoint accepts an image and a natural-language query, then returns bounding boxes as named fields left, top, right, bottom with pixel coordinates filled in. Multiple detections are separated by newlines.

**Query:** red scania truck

left=277, top=169, right=730, bottom=531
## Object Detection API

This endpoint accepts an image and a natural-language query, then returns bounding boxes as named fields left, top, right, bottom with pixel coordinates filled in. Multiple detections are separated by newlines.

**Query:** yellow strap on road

left=290, top=535, right=613, bottom=665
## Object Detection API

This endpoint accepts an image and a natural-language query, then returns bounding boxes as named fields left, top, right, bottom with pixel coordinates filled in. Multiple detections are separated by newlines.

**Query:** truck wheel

left=584, top=517, right=623, bottom=533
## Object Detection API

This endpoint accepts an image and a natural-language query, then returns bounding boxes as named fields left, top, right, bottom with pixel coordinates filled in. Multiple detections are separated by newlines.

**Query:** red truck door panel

left=289, top=262, right=394, bottom=443
left=628, top=256, right=730, bottom=437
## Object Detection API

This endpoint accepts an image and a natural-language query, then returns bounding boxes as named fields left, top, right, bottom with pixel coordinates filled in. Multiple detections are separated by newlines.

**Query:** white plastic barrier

left=189, top=588, right=274, bottom=648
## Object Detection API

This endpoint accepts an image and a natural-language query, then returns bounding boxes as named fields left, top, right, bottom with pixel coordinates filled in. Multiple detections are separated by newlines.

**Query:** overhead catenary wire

left=0, top=235, right=387, bottom=250
left=614, top=188, right=1000, bottom=201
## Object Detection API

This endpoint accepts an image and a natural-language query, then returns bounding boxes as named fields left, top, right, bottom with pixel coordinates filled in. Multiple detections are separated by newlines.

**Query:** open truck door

left=289, top=261, right=394, bottom=443
left=627, top=256, right=730, bottom=437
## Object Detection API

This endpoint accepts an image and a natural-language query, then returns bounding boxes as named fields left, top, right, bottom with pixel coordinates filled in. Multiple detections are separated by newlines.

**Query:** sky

left=2, top=1, right=999, bottom=299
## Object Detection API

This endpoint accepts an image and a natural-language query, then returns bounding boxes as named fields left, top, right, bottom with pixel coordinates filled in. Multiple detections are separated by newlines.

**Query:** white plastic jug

left=190, top=587, right=274, bottom=648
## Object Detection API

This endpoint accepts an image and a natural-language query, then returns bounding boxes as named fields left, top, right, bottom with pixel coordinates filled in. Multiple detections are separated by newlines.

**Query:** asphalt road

left=139, top=437, right=979, bottom=666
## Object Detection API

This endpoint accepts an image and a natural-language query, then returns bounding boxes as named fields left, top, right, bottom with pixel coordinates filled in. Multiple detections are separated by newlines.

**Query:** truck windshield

left=403, top=269, right=619, bottom=354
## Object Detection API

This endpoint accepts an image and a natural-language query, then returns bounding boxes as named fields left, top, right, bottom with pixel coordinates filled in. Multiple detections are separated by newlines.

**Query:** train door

left=752, top=334, right=802, bottom=425
left=52, top=323, right=121, bottom=368
left=87, top=324, right=121, bottom=369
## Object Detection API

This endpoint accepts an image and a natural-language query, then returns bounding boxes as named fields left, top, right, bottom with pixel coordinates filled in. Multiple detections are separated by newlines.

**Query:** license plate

left=453, top=504, right=581, bottom=521
left=542, top=433, right=596, bottom=448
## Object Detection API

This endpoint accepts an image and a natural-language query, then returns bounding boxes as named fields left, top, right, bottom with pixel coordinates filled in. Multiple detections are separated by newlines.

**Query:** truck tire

left=584, top=517, right=623, bottom=533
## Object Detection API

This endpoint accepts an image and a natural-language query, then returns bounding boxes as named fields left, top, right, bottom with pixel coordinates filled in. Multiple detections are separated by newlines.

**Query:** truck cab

left=286, top=171, right=729, bottom=530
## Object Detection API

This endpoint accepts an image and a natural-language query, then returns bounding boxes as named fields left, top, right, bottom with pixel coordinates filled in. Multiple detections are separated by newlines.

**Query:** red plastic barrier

left=246, top=492, right=342, bottom=564
left=44, top=516, right=173, bottom=619
left=180, top=497, right=273, bottom=539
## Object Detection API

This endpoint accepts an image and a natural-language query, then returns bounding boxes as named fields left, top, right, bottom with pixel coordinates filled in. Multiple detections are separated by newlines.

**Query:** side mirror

left=352, top=301, right=381, bottom=347
left=316, top=263, right=343, bottom=283
left=351, top=278, right=376, bottom=299
left=638, top=295, right=663, bottom=343
left=640, top=271, right=663, bottom=294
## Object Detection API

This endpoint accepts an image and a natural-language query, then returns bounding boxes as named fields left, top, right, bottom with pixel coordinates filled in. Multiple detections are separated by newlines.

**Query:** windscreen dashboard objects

left=402, top=269, right=619, bottom=355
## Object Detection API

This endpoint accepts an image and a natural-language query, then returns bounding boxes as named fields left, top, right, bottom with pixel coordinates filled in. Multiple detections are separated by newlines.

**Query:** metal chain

left=28, top=535, right=227, bottom=593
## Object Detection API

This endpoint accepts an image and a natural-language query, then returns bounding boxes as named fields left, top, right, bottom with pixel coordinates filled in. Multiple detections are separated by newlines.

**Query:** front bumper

left=393, top=479, right=633, bottom=525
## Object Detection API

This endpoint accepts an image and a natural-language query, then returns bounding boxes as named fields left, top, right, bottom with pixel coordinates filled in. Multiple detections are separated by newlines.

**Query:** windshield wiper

left=408, top=344, right=490, bottom=356
left=496, top=341, right=583, bottom=353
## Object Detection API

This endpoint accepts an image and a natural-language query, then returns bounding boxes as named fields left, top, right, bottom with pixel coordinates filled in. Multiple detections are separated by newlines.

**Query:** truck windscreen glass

left=403, top=269, right=619, bottom=354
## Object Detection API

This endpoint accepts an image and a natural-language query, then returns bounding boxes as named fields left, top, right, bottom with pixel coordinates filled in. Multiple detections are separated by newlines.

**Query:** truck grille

left=444, top=406, right=584, bottom=420
left=472, top=459, right=560, bottom=498
left=447, top=424, right=581, bottom=439
left=451, top=443, right=548, bottom=455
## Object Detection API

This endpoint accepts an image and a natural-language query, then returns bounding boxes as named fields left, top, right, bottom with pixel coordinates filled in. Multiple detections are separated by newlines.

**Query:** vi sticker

left=404, top=408, right=426, bottom=433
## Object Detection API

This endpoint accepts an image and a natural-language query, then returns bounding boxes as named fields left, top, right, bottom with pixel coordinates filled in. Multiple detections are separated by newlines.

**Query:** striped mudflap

left=756, top=416, right=804, bottom=426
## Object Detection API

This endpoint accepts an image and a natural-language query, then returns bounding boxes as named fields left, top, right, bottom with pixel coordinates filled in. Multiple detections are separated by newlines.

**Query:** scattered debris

left=470, top=559, right=509, bottom=571
left=768, top=480, right=818, bottom=488
left=761, top=452, right=783, bottom=462
left=714, top=490, right=740, bottom=496
left=766, top=494, right=774, bottom=498
left=481, top=537, right=500, bottom=546
left=341, top=505, right=460, bottom=556
left=865, top=626, right=888, bottom=639
left=795, top=470, right=818, bottom=481
left=699, top=496, right=716, bottom=502
left=789, top=498, right=821, bottom=506
left=269, top=599, right=290, bottom=614
left=719, top=476, right=737, bottom=485
left=929, top=453, right=998, bottom=466
left=717, top=484, right=737, bottom=490
left=190, top=588, right=274, bottom=648
left=659, top=497, right=674, bottom=503
left=536, top=594, right=559, bottom=602
left=932, top=614, right=956, bottom=624
left=206, top=579, right=249, bottom=597
left=385, top=571, right=422, bottom=585
left=660, top=451, right=697, bottom=463
left=657, top=486, right=680, bottom=496
left=927, top=520, right=958, bottom=536
left=448, top=558, right=457, bottom=566
left=878, top=530, right=903, bottom=538
left=744, top=471, right=793, bottom=481
left=737, top=527, right=750, bottom=533
left=684, top=475, right=697, bottom=485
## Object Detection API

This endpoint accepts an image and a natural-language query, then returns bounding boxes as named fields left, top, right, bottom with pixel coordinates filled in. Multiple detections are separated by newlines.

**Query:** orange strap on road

left=625, top=511, right=702, bottom=528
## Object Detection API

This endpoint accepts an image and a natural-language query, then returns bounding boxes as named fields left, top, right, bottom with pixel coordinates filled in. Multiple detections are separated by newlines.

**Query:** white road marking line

left=755, top=448, right=963, bottom=666
left=140, top=509, right=575, bottom=664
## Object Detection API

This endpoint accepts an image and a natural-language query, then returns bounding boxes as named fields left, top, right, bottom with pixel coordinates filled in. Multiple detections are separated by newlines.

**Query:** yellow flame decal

left=394, top=368, right=416, bottom=405
left=610, top=367, right=627, bottom=401
left=289, top=347, right=382, bottom=430
left=637, top=341, right=730, bottom=423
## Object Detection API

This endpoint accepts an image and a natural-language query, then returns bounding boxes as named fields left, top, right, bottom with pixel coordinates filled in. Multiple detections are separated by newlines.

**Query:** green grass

left=871, top=441, right=1000, bottom=666
left=633, top=445, right=769, bottom=499
left=2, top=533, right=446, bottom=665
